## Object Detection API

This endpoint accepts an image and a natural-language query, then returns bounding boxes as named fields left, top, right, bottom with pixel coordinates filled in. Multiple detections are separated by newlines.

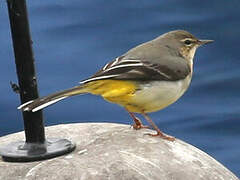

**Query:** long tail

left=18, top=85, right=87, bottom=112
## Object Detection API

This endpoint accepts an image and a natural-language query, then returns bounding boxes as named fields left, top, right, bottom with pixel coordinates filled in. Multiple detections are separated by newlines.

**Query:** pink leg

left=125, top=109, right=149, bottom=130
left=142, top=112, right=175, bottom=141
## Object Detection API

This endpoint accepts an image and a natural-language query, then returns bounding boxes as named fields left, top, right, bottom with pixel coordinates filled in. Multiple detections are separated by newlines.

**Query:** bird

left=18, top=30, right=213, bottom=141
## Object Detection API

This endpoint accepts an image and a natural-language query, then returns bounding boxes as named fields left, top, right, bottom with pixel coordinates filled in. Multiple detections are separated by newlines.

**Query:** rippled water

left=0, top=0, right=239, bottom=177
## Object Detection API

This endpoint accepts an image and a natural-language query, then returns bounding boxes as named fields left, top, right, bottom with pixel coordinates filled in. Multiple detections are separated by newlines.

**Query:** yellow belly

left=86, top=80, right=137, bottom=107
left=86, top=80, right=147, bottom=112
left=85, top=78, right=190, bottom=113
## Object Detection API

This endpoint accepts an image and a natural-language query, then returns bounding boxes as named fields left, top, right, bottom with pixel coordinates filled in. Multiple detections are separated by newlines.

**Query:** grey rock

left=0, top=123, right=238, bottom=180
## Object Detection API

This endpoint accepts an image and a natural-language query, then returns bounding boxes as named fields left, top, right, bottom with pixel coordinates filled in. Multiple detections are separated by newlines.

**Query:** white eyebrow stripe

left=180, top=38, right=194, bottom=42
left=80, top=74, right=120, bottom=84
left=103, top=63, right=144, bottom=72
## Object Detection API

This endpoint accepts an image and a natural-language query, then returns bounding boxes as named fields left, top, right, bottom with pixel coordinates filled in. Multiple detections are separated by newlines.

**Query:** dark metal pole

left=0, top=0, right=75, bottom=162
left=7, top=0, right=45, bottom=144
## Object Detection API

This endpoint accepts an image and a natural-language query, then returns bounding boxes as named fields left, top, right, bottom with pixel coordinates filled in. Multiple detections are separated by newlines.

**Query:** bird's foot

left=127, top=110, right=149, bottom=130
left=132, top=122, right=149, bottom=130
left=146, top=130, right=175, bottom=142
left=132, top=116, right=149, bottom=130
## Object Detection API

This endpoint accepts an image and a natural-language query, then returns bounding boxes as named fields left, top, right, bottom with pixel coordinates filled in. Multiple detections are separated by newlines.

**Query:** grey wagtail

left=18, top=30, right=213, bottom=141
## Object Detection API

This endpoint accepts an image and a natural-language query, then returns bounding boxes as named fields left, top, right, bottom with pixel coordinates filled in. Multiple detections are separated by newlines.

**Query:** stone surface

left=0, top=123, right=238, bottom=180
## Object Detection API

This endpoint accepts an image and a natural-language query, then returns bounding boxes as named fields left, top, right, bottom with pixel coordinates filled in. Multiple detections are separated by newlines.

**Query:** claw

left=145, top=131, right=175, bottom=142
left=132, top=123, right=149, bottom=130
left=142, top=112, right=175, bottom=142
left=126, top=109, right=148, bottom=130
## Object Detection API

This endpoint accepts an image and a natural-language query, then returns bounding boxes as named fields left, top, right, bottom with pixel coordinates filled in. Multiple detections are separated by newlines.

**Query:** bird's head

left=160, top=30, right=213, bottom=63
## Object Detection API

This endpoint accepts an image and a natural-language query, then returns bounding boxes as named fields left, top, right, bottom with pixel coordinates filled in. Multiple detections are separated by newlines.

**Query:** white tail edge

left=17, top=100, right=34, bottom=110
left=32, top=96, right=67, bottom=112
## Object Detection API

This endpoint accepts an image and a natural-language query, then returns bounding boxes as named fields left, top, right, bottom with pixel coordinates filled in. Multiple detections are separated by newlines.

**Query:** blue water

left=0, top=0, right=239, bottom=177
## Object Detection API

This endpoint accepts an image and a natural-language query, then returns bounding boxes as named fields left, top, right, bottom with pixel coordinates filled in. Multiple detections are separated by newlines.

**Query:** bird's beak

left=198, top=39, right=214, bottom=45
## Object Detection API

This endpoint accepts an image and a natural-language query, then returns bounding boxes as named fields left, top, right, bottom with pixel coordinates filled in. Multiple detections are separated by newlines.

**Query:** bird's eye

left=184, top=40, right=192, bottom=45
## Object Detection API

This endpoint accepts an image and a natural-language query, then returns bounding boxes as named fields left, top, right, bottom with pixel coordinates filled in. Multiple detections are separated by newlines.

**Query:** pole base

left=0, top=138, right=76, bottom=162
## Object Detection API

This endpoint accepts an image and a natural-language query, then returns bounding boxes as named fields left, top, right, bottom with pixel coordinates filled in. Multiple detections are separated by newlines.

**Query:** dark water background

left=0, top=0, right=239, bottom=177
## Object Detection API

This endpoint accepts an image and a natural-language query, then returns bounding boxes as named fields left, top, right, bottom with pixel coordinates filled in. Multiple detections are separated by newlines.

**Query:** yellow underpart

left=85, top=80, right=137, bottom=108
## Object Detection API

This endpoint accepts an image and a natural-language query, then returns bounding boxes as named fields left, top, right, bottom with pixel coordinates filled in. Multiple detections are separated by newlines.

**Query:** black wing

left=81, top=55, right=191, bottom=83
